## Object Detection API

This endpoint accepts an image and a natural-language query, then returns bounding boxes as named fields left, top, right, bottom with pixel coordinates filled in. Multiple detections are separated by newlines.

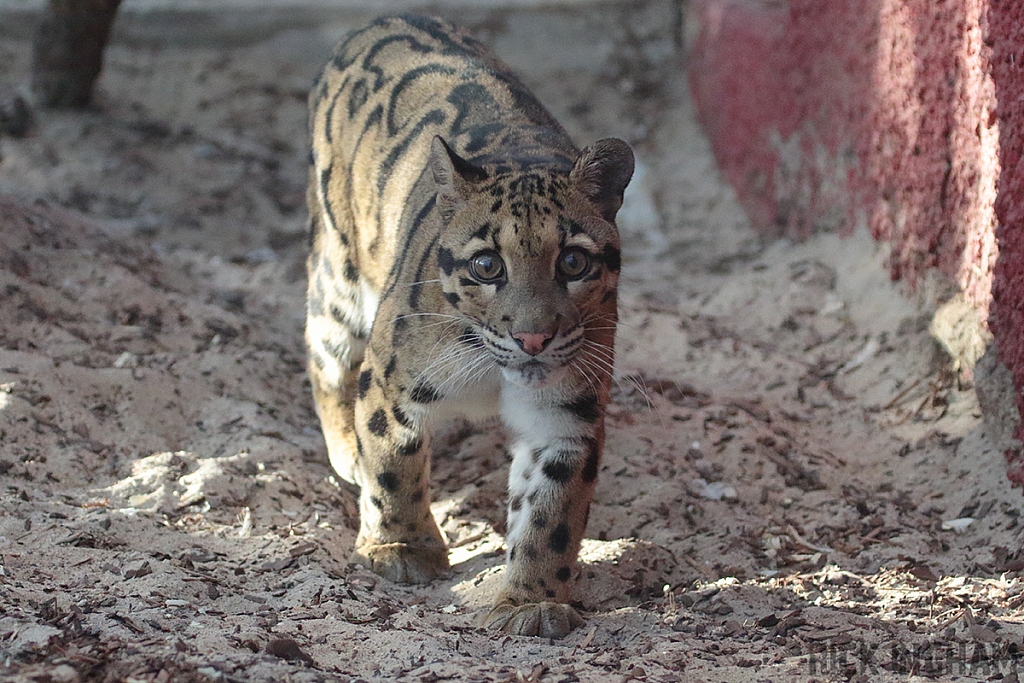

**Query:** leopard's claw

left=352, top=542, right=451, bottom=584
left=480, top=601, right=584, bottom=639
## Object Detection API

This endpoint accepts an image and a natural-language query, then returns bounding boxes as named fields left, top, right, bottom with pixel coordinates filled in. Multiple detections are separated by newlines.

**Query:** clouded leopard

left=306, top=14, right=633, bottom=639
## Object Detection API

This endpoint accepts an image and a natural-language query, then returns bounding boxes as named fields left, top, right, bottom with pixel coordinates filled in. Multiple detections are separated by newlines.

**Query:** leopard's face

left=436, top=171, right=620, bottom=389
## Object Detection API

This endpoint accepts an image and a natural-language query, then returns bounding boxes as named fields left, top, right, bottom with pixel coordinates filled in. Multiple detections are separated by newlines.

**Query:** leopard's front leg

left=483, top=387, right=605, bottom=638
left=349, top=353, right=449, bottom=584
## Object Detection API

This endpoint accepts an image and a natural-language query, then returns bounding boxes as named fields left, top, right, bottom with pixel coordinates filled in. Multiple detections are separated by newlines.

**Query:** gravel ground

left=2, top=7, right=1024, bottom=682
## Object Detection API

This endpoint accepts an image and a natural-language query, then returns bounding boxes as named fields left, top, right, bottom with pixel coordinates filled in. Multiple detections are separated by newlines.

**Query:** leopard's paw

left=352, top=542, right=450, bottom=584
left=480, top=601, right=584, bottom=639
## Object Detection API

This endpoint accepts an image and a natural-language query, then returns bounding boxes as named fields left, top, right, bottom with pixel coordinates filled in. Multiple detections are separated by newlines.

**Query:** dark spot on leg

left=368, top=408, right=388, bottom=437
left=392, top=405, right=413, bottom=428
left=411, top=489, right=424, bottom=503
left=532, top=513, right=548, bottom=529
left=322, top=338, right=347, bottom=361
left=582, top=438, right=600, bottom=483
left=545, top=589, right=556, bottom=599
left=531, top=448, right=543, bottom=463
left=344, top=259, right=359, bottom=282
left=319, top=254, right=334, bottom=277
left=328, top=303, right=348, bottom=326
left=510, top=494, right=523, bottom=512
left=411, top=382, right=441, bottom=403
left=370, top=496, right=383, bottom=510
left=397, top=437, right=423, bottom=457
left=377, top=472, right=399, bottom=492
left=549, top=523, right=569, bottom=553
left=509, top=546, right=516, bottom=561
left=562, top=393, right=600, bottom=424
left=542, top=460, right=574, bottom=484
left=358, top=368, right=372, bottom=399
left=556, top=566, right=571, bottom=582
left=406, top=523, right=418, bottom=533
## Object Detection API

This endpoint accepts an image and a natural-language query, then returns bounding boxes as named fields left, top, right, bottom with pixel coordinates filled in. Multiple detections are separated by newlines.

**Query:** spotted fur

left=306, top=14, right=633, bottom=639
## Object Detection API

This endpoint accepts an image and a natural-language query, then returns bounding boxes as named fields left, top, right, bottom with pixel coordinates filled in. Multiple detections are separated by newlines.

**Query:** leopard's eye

left=469, top=250, right=505, bottom=282
left=557, top=248, right=591, bottom=280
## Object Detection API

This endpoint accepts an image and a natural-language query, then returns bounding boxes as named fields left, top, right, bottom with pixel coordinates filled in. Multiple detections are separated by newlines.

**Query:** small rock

left=8, top=623, right=61, bottom=655
left=266, top=637, right=314, bottom=664
left=113, top=352, right=137, bottom=369
left=0, top=85, right=32, bottom=137
left=47, top=664, right=80, bottom=683
left=671, top=617, right=690, bottom=632
left=677, top=593, right=697, bottom=607
left=181, top=547, right=218, bottom=563
left=941, top=517, right=974, bottom=533
left=123, top=560, right=152, bottom=579
left=723, top=619, right=743, bottom=635
left=689, top=478, right=737, bottom=501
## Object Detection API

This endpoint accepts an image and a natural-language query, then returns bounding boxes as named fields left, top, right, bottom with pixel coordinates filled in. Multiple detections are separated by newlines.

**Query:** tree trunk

left=31, top=0, right=124, bottom=108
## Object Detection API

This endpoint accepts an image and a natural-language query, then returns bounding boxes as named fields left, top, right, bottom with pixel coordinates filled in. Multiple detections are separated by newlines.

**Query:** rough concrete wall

left=687, top=1, right=872, bottom=237
left=688, top=0, right=999, bottom=314
left=989, top=2, right=1024, bottom=484
left=688, top=0, right=1024, bottom=484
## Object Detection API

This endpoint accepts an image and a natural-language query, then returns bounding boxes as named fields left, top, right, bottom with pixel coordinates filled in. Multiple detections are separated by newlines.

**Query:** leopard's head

left=431, top=135, right=633, bottom=389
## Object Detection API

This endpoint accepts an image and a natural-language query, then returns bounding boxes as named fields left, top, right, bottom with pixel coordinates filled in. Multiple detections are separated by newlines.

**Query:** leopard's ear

left=429, top=136, right=487, bottom=219
left=569, top=138, right=634, bottom=223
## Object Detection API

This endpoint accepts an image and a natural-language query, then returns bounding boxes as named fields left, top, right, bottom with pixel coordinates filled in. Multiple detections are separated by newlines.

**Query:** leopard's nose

left=512, top=331, right=554, bottom=356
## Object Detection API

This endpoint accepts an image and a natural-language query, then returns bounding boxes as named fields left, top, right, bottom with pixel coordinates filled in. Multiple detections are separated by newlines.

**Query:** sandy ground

left=3, top=8, right=1024, bottom=682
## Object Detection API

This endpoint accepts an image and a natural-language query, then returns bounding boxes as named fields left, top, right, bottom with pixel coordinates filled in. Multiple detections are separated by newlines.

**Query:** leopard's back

left=308, top=13, right=577, bottom=292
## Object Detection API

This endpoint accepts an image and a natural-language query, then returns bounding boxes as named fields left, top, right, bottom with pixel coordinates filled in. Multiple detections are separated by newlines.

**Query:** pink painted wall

left=688, top=0, right=998, bottom=310
left=688, top=0, right=1024, bottom=480
left=989, top=3, right=1024, bottom=484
